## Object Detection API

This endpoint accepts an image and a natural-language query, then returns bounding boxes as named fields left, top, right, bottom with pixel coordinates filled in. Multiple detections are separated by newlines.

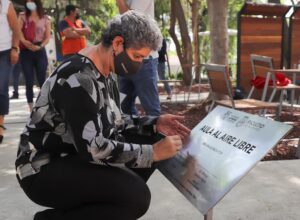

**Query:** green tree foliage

left=153, top=0, right=247, bottom=79
left=228, top=0, right=245, bottom=29
left=228, top=0, right=244, bottom=69
left=81, top=0, right=118, bottom=44
left=155, top=0, right=170, bottom=38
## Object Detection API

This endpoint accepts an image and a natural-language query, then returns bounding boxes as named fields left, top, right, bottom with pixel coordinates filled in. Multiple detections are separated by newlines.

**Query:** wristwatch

left=11, top=46, right=20, bottom=54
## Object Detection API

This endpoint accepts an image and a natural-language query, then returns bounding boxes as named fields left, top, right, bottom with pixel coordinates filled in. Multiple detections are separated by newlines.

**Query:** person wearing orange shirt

left=58, top=5, right=90, bottom=59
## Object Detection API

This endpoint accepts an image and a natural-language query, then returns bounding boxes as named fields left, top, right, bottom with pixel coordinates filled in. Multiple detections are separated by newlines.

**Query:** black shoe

left=10, top=93, right=19, bottom=99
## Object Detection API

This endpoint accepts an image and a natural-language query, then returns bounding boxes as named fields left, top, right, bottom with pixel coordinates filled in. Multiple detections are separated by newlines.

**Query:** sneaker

left=166, top=95, right=172, bottom=100
left=10, top=93, right=19, bottom=99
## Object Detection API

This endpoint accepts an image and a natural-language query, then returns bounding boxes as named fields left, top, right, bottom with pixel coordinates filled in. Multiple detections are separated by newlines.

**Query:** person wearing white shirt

left=0, top=0, right=20, bottom=144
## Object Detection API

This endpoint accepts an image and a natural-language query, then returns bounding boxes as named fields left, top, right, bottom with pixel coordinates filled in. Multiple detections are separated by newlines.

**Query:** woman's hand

left=22, top=41, right=40, bottom=51
left=156, top=114, right=191, bottom=140
left=153, top=135, right=182, bottom=161
left=10, top=49, right=19, bottom=64
left=22, top=40, right=34, bottom=50
left=30, top=45, right=42, bottom=52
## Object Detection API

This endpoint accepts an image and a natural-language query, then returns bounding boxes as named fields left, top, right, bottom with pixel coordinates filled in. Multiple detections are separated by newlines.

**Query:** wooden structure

left=237, top=3, right=291, bottom=94
left=288, top=6, right=300, bottom=69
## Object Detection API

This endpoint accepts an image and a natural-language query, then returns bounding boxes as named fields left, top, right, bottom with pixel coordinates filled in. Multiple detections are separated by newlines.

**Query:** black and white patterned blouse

left=16, top=54, right=158, bottom=168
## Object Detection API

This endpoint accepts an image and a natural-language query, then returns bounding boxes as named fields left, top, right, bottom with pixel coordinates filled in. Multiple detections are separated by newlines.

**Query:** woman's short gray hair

left=101, top=10, right=162, bottom=51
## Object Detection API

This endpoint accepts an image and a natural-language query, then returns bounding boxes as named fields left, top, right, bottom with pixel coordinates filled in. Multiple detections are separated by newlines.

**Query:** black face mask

left=114, top=49, right=143, bottom=77
left=75, top=13, right=80, bottom=20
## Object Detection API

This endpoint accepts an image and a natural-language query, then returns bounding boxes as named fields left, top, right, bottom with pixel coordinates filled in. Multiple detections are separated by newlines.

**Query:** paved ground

left=1, top=87, right=300, bottom=220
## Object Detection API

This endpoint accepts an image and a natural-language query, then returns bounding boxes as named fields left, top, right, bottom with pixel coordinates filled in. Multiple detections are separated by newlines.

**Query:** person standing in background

left=0, top=0, right=20, bottom=144
left=19, top=0, right=51, bottom=112
left=116, top=0, right=161, bottom=116
left=158, top=39, right=172, bottom=100
left=59, top=5, right=91, bottom=59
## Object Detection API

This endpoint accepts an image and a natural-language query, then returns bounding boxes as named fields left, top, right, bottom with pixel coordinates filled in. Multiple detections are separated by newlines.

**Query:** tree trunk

left=169, top=0, right=193, bottom=85
left=190, top=0, right=201, bottom=83
left=207, top=0, right=228, bottom=65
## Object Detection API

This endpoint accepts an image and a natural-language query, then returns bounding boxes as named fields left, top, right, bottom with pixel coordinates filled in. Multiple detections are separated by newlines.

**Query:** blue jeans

left=157, top=62, right=172, bottom=95
left=20, top=48, right=48, bottom=103
left=0, top=50, right=13, bottom=115
left=119, top=58, right=160, bottom=116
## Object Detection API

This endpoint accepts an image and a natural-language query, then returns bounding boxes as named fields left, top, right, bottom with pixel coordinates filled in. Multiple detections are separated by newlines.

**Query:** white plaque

left=159, top=106, right=292, bottom=215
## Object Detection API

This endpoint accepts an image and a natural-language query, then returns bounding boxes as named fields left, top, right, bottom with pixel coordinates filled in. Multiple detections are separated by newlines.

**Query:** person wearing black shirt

left=15, top=11, right=190, bottom=220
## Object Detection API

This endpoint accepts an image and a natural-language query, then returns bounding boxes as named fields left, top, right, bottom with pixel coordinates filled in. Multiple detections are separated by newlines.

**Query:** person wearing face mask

left=58, top=4, right=91, bottom=59
left=116, top=0, right=161, bottom=117
left=18, top=0, right=51, bottom=112
left=15, top=11, right=191, bottom=220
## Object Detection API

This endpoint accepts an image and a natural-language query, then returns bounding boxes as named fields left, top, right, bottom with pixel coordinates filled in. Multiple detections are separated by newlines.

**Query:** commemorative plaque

left=159, top=106, right=292, bottom=215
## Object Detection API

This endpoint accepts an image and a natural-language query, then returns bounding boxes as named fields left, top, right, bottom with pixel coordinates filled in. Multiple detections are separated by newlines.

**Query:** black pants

left=20, top=48, right=48, bottom=104
left=18, top=134, right=162, bottom=220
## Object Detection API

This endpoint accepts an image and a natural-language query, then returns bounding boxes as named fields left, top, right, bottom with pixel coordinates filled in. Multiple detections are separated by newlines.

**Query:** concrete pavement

left=0, top=86, right=299, bottom=220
